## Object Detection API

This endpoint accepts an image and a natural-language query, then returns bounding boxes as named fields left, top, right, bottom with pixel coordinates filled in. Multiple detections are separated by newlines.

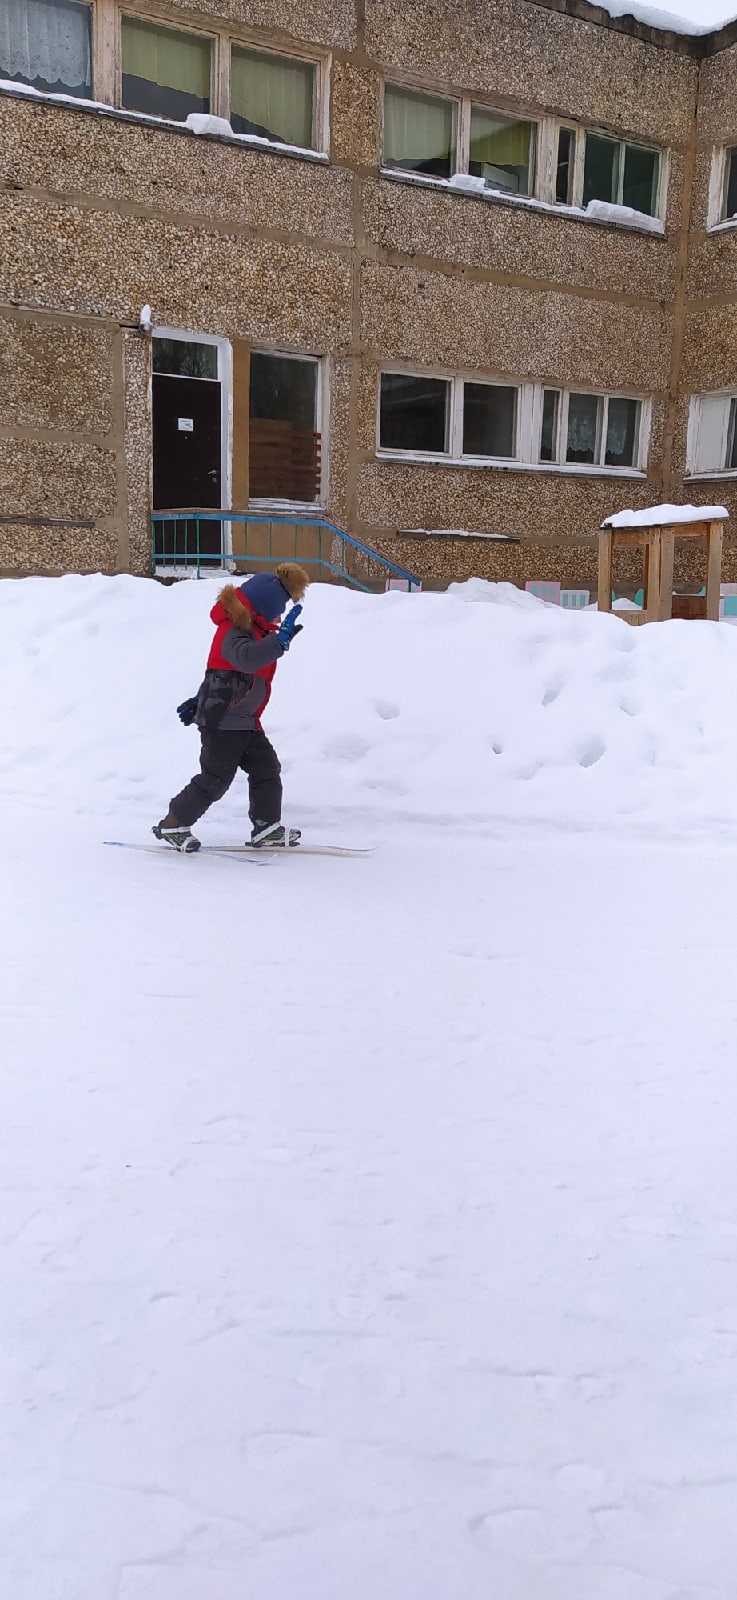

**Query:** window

left=380, top=373, right=450, bottom=452
left=383, top=84, right=535, bottom=196
left=579, top=129, right=660, bottom=216
left=249, top=352, right=320, bottom=502
left=468, top=108, right=533, bottom=196
left=462, top=383, right=517, bottom=458
left=555, top=127, right=575, bottom=205
left=0, top=0, right=92, bottom=98
left=539, top=390, right=642, bottom=469
left=153, top=339, right=218, bottom=380
left=688, top=393, right=737, bottom=473
left=721, top=148, right=737, bottom=221
left=121, top=17, right=211, bottom=122
left=231, top=47, right=315, bottom=148
left=383, top=86, right=455, bottom=179
left=379, top=373, right=647, bottom=471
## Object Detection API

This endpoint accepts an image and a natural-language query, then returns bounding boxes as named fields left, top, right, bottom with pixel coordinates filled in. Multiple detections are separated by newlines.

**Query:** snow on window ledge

left=706, top=218, right=737, bottom=236
left=379, top=167, right=665, bottom=235
left=0, top=80, right=328, bottom=162
left=684, top=468, right=737, bottom=481
left=375, top=450, right=647, bottom=478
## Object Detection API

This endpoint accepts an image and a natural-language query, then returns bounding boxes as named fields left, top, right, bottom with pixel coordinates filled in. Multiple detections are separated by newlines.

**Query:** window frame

left=687, top=391, right=737, bottom=476
left=112, top=7, right=328, bottom=154
left=708, top=145, right=737, bottom=229
left=551, top=123, right=664, bottom=219
left=533, top=387, right=646, bottom=471
left=227, top=38, right=323, bottom=153
left=117, top=9, right=218, bottom=122
left=380, top=82, right=666, bottom=226
left=377, top=369, right=650, bottom=475
left=381, top=79, right=539, bottom=201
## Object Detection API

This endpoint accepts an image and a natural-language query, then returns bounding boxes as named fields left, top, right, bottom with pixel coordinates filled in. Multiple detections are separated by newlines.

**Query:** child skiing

left=153, top=563, right=309, bottom=852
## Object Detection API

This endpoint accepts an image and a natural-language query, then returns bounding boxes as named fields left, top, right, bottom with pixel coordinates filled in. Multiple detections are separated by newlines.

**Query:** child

left=153, top=563, right=308, bottom=852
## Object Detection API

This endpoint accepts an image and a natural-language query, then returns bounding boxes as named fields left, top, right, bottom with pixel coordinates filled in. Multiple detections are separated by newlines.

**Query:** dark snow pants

left=170, top=729, right=282, bottom=829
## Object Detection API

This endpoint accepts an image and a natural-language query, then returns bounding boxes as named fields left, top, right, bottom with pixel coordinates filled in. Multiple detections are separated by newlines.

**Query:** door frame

left=151, top=324, right=232, bottom=550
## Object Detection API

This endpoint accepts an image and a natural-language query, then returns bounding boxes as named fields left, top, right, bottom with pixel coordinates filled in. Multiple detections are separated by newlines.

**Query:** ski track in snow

left=3, top=575, right=737, bottom=1598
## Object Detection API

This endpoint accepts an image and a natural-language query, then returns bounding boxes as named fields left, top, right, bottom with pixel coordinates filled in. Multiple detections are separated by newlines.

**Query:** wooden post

left=706, top=519, right=724, bottom=621
left=598, top=531, right=613, bottom=613
left=658, top=529, right=676, bottom=620
left=644, top=532, right=661, bottom=622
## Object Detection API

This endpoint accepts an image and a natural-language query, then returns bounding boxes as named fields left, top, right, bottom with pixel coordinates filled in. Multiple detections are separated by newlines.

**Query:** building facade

left=2, top=0, right=737, bottom=588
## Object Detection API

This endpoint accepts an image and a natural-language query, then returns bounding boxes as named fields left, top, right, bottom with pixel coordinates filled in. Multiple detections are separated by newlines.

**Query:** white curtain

left=0, top=0, right=91, bottom=93
left=567, top=394, right=602, bottom=457
left=231, top=48, right=313, bottom=148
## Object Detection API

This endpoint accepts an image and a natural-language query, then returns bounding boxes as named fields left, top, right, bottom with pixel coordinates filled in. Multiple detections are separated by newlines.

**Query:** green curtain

left=231, top=48, right=313, bottom=147
left=122, top=18, right=211, bottom=97
left=384, top=86, right=453, bottom=169
left=469, top=110, right=531, bottom=168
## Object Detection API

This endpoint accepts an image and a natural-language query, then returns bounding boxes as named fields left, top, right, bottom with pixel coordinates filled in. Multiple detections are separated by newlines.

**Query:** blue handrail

left=151, top=509, right=422, bottom=592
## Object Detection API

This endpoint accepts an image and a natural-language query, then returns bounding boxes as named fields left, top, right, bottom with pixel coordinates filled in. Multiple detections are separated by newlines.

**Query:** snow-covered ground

left=3, top=574, right=737, bottom=1600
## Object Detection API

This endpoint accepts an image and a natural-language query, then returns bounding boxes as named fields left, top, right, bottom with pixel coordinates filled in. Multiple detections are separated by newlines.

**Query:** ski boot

left=250, top=822, right=302, bottom=849
left=152, top=816, right=201, bottom=853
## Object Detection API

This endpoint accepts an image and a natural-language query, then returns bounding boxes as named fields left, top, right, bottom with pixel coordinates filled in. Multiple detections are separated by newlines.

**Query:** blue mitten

left=276, top=603, right=303, bottom=651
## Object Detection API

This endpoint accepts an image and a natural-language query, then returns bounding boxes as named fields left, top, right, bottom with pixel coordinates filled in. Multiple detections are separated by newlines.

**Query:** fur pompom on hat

left=238, top=563, right=309, bottom=621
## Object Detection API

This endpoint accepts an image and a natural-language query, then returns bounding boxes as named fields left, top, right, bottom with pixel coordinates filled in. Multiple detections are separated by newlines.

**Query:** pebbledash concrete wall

left=1, top=0, right=737, bottom=587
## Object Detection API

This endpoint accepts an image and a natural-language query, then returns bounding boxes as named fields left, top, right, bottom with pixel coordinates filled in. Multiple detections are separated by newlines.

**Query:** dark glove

left=177, top=696, right=198, bottom=726
left=276, top=604, right=303, bottom=652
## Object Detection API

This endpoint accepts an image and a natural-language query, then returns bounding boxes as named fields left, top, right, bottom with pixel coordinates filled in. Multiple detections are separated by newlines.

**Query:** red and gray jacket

left=194, top=586, right=285, bottom=731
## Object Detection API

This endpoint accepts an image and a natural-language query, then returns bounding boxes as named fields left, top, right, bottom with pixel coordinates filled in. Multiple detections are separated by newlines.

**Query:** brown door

left=152, top=373, right=222, bottom=560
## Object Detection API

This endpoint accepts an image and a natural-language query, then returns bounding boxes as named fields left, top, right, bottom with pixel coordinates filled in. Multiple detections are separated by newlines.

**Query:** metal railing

left=151, top=510, right=422, bottom=593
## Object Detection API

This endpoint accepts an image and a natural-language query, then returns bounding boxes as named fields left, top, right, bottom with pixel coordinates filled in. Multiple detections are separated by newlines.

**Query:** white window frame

left=248, top=347, right=326, bottom=511
left=535, top=387, right=649, bottom=472
left=707, top=145, right=737, bottom=230
left=376, top=369, right=650, bottom=475
left=151, top=324, right=233, bottom=540
left=381, top=81, right=540, bottom=200
left=686, top=391, right=737, bottom=477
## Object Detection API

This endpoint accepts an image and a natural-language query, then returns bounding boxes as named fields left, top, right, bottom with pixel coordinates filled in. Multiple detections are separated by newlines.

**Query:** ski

left=104, top=840, right=376, bottom=859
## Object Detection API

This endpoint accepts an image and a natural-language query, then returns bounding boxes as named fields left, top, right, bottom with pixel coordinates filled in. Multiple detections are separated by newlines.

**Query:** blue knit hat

left=239, top=572, right=290, bottom=621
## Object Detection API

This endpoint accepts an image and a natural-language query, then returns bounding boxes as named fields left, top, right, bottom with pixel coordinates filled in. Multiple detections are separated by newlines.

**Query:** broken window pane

left=379, top=373, right=450, bottom=453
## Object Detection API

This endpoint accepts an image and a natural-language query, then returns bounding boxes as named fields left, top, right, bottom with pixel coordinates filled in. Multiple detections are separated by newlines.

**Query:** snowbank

left=3, top=572, right=737, bottom=836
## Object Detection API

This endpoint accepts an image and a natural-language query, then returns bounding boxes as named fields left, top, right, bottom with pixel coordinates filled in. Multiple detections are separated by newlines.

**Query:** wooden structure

left=598, top=507, right=728, bottom=625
